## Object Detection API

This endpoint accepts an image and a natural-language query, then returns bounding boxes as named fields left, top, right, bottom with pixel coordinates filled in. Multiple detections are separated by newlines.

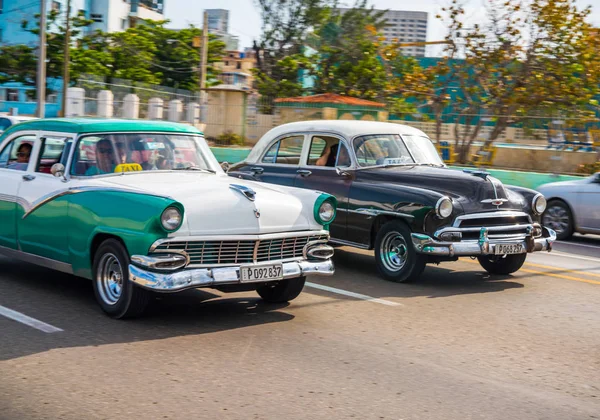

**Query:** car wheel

left=477, top=253, right=527, bottom=275
left=257, top=276, right=306, bottom=303
left=92, top=239, right=150, bottom=319
left=374, top=221, right=426, bottom=283
left=542, top=200, right=573, bottom=240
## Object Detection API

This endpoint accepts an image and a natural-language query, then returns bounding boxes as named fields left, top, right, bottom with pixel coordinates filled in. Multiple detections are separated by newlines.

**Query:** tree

left=253, top=0, right=334, bottom=98
left=442, top=0, right=600, bottom=162
left=0, top=45, right=37, bottom=85
left=310, top=1, right=388, bottom=100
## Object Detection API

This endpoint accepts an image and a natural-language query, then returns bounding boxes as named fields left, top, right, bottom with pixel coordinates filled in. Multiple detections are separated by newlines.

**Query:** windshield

left=71, top=133, right=220, bottom=176
left=353, top=134, right=443, bottom=168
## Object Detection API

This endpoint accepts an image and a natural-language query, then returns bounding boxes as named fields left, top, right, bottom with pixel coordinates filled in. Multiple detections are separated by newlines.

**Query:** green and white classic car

left=0, top=119, right=336, bottom=318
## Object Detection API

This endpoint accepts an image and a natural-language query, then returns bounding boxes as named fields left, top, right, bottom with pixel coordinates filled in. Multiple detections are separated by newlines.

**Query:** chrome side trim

left=0, top=245, right=73, bottom=275
left=349, top=208, right=414, bottom=221
left=329, top=238, right=370, bottom=250
left=22, top=186, right=174, bottom=219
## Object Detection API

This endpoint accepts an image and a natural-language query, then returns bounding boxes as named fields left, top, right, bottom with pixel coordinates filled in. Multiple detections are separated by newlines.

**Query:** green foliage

left=0, top=45, right=37, bottom=84
left=576, top=162, right=600, bottom=175
left=216, top=130, right=245, bottom=146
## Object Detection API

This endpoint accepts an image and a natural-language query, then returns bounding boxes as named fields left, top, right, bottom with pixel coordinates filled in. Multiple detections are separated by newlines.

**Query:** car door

left=239, top=134, right=306, bottom=186
left=17, top=133, right=74, bottom=263
left=293, top=134, right=353, bottom=240
left=578, top=174, right=600, bottom=231
left=0, top=131, right=38, bottom=250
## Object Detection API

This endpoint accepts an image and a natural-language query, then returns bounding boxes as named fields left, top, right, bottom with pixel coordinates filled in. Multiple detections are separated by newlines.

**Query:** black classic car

left=228, top=121, right=556, bottom=282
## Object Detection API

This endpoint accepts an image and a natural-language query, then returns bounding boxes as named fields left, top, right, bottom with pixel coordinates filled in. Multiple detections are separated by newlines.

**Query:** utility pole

left=61, top=0, right=71, bottom=117
left=199, top=10, right=209, bottom=123
left=36, top=0, right=47, bottom=118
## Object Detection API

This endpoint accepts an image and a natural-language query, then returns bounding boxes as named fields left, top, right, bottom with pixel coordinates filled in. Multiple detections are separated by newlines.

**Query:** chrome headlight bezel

left=160, top=206, right=183, bottom=232
left=532, top=193, right=547, bottom=215
left=435, top=196, right=453, bottom=219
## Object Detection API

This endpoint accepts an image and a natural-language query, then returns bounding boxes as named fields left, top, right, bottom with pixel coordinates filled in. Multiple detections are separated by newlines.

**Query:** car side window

left=36, top=137, right=70, bottom=174
left=308, top=136, right=351, bottom=168
left=262, top=135, right=303, bottom=165
left=0, top=135, right=36, bottom=171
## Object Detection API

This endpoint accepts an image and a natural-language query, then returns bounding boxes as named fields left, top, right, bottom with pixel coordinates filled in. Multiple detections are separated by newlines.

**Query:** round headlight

left=436, top=197, right=453, bottom=219
left=161, top=207, right=182, bottom=231
left=318, top=201, right=335, bottom=224
left=533, top=194, right=546, bottom=215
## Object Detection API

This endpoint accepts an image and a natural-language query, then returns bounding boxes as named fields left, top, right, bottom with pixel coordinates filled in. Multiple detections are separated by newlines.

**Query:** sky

left=165, top=0, right=600, bottom=56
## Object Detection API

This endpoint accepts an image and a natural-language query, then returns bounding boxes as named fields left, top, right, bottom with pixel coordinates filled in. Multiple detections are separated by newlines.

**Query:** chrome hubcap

left=543, top=205, right=570, bottom=235
left=380, top=231, right=408, bottom=272
left=97, top=253, right=123, bottom=305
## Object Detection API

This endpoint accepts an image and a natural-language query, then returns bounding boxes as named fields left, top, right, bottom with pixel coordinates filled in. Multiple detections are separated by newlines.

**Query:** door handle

left=251, top=167, right=264, bottom=174
left=22, top=174, right=36, bottom=181
left=297, top=169, right=312, bottom=177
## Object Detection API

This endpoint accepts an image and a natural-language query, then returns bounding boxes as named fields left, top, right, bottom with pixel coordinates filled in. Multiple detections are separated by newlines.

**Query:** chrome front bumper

left=411, top=226, right=556, bottom=257
left=129, top=259, right=334, bottom=292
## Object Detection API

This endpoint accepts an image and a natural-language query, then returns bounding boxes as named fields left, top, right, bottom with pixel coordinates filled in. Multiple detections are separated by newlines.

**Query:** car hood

left=94, top=172, right=319, bottom=236
left=357, top=166, right=527, bottom=213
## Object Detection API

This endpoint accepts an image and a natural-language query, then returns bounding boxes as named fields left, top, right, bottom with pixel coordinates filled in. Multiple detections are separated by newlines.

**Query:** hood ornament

left=481, top=198, right=508, bottom=206
left=229, top=184, right=256, bottom=201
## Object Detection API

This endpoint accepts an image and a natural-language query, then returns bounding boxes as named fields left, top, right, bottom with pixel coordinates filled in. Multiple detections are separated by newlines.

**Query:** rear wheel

left=374, top=221, right=426, bottom=283
left=477, top=253, right=527, bottom=275
left=257, top=277, right=306, bottom=303
left=542, top=200, right=573, bottom=240
left=92, top=239, right=150, bottom=319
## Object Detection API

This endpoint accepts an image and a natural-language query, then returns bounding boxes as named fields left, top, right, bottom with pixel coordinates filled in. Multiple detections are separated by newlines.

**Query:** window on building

left=52, top=1, right=61, bottom=12
left=0, top=0, right=3, bottom=14
left=7, top=89, right=19, bottom=102
left=91, top=13, right=103, bottom=22
left=236, top=62, right=241, bottom=70
left=121, top=18, right=127, bottom=29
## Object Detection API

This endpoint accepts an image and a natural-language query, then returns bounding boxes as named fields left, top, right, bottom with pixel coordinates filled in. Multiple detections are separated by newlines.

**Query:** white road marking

left=545, top=251, right=600, bottom=263
left=305, top=282, right=402, bottom=306
left=0, top=305, right=63, bottom=333
left=556, top=241, right=600, bottom=250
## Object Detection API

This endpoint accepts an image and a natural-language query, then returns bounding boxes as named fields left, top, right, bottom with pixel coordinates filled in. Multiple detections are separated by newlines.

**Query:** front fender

left=66, top=190, right=181, bottom=279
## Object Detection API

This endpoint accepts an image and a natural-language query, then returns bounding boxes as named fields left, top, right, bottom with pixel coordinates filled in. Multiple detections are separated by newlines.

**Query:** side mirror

left=336, top=167, right=352, bottom=178
left=221, top=161, right=231, bottom=172
left=51, top=163, right=65, bottom=179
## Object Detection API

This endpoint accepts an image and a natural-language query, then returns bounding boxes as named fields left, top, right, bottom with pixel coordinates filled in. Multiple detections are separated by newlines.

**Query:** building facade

left=337, top=8, right=428, bottom=57
left=206, top=9, right=229, bottom=32
left=0, top=0, right=165, bottom=46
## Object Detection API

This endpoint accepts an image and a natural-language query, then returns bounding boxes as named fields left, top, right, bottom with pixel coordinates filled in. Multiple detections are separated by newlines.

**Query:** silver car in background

left=537, top=172, right=600, bottom=240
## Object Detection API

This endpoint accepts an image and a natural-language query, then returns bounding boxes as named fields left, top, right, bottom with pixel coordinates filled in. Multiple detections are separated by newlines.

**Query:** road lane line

left=305, top=282, right=402, bottom=306
left=524, top=262, right=600, bottom=278
left=519, top=268, right=600, bottom=286
left=556, top=241, right=600, bottom=250
left=548, top=251, right=600, bottom=263
left=0, top=305, right=63, bottom=333
left=463, top=259, right=600, bottom=285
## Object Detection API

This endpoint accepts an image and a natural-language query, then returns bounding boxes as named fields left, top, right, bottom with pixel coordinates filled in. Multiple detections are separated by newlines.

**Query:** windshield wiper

left=172, top=165, right=215, bottom=173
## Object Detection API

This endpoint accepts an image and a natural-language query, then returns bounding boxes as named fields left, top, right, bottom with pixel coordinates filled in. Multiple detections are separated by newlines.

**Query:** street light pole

left=36, top=0, right=47, bottom=118
left=61, top=0, right=71, bottom=117
left=199, top=10, right=209, bottom=123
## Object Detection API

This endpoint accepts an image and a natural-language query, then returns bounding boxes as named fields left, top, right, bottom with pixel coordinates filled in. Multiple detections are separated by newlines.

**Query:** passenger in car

left=85, top=139, right=118, bottom=176
left=316, top=143, right=339, bottom=167
left=7, top=143, right=32, bottom=171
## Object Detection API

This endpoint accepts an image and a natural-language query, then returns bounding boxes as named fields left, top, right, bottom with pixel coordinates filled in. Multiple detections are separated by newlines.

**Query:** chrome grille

left=154, top=234, right=328, bottom=267
left=443, top=211, right=535, bottom=241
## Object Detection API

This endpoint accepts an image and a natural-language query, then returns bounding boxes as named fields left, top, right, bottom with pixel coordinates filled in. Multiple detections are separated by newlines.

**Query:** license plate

left=494, top=243, right=524, bottom=255
left=240, top=264, right=283, bottom=283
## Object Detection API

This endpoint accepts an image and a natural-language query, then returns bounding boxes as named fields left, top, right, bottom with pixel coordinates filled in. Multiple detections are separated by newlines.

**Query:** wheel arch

left=545, top=196, right=579, bottom=230
left=369, top=214, right=412, bottom=249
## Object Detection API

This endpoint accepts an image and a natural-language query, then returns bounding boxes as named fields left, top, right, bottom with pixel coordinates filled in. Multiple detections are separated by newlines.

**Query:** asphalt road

left=1, top=236, right=599, bottom=420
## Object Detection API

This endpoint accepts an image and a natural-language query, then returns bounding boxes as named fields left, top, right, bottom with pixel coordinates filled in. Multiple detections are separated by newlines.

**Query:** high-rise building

left=337, top=8, right=428, bottom=57
left=0, top=0, right=165, bottom=46
left=206, top=9, right=229, bottom=33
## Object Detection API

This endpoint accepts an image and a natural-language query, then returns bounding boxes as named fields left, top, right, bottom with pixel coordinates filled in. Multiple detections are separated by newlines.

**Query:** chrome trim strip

left=22, top=186, right=174, bottom=219
left=302, top=240, right=329, bottom=259
left=329, top=238, right=370, bottom=250
left=436, top=223, right=537, bottom=237
left=131, top=252, right=190, bottom=271
left=349, top=208, right=414, bottom=221
left=128, top=259, right=335, bottom=292
left=0, top=245, right=73, bottom=275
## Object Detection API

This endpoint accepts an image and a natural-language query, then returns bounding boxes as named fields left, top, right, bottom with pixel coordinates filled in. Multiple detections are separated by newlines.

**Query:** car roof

left=0, top=118, right=203, bottom=136
left=246, top=120, right=429, bottom=163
